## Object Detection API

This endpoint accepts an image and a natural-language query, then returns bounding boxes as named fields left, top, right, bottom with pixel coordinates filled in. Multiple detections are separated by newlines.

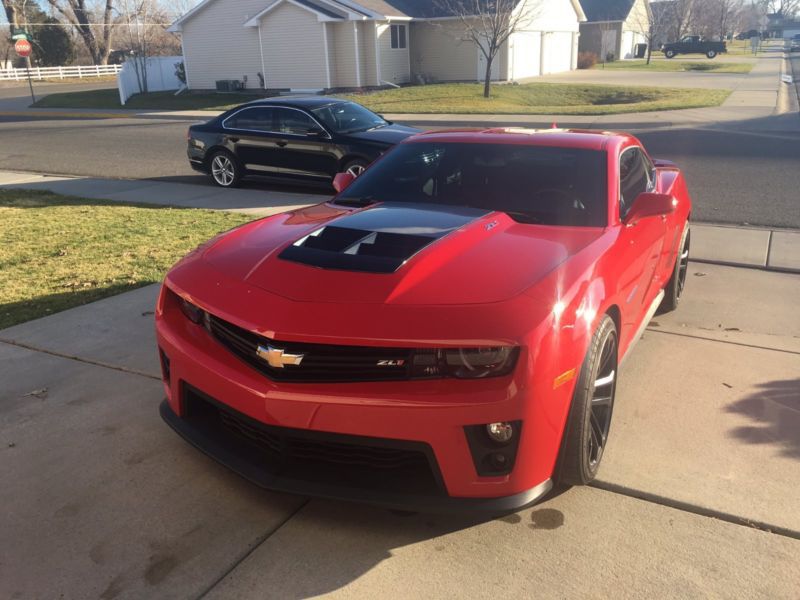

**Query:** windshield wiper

left=335, top=196, right=379, bottom=208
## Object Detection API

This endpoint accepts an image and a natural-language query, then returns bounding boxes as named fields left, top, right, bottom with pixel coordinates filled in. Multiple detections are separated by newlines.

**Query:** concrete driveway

left=1, top=260, right=798, bottom=598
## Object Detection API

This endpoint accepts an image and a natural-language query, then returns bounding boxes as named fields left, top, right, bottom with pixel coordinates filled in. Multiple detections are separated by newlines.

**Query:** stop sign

left=14, top=39, right=32, bottom=58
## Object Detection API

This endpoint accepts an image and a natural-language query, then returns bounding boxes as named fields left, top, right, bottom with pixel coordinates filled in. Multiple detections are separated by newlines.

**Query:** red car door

left=613, top=147, right=666, bottom=337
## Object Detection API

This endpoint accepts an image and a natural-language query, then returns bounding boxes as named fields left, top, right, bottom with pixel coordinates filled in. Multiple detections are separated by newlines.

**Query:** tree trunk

left=483, top=56, right=493, bottom=98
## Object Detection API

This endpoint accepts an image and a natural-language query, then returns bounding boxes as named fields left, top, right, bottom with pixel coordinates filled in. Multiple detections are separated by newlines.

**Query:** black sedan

left=187, top=97, right=420, bottom=188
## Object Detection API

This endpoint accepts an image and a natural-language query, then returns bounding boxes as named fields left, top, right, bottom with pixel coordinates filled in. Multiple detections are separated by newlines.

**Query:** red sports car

left=157, top=129, right=691, bottom=512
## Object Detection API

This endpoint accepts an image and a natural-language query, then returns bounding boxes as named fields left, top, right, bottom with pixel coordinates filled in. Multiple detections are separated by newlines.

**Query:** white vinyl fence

left=0, top=64, right=121, bottom=81
left=117, top=56, right=183, bottom=105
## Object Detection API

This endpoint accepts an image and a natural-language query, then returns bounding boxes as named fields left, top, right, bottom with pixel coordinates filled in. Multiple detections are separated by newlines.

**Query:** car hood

left=202, top=202, right=604, bottom=305
left=341, top=123, right=420, bottom=145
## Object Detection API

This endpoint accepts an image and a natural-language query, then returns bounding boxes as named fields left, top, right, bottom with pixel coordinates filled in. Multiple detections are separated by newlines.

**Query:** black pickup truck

left=661, top=36, right=727, bottom=59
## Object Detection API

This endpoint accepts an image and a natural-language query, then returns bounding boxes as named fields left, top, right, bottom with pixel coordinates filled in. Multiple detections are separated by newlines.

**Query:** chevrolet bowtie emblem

left=256, top=345, right=305, bottom=368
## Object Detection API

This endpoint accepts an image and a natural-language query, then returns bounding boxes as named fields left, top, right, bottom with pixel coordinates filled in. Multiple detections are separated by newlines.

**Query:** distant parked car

left=735, top=30, right=760, bottom=41
left=662, top=36, right=727, bottom=59
left=791, top=34, right=800, bottom=52
left=187, top=97, right=420, bottom=188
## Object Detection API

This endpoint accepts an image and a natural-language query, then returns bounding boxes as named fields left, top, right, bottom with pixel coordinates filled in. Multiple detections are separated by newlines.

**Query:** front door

left=272, top=107, right=338, bottom=179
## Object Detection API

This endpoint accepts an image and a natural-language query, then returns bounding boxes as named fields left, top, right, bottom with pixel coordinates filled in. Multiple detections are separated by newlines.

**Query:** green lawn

left=339, top=82, right=730, bottom=115
left=594, top=60, right=753, bottom=73
left=0, top=190, right=253, bottom=330
left=33, top=89, right=259, bottom=111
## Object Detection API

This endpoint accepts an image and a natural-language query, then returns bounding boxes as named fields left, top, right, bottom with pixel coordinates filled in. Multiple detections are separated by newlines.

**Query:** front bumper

left=160, top=391, right=552, bottom=513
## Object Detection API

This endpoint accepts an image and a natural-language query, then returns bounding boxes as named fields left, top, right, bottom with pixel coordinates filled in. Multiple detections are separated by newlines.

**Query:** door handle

left=276, top=141, right=288, bottom=147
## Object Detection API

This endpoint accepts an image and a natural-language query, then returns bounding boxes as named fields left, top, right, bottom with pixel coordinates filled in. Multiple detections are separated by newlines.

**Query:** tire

left=659, top=223, right=690, bottom=313
left=342, top=158, right=369, bottom=178
left=556, top=315, right=618, bottom=487
left=706, top=50, right=717, bottom=59
left=665, top=49, right=676, bottom=58
left=208, top=150, right=242, bottom=188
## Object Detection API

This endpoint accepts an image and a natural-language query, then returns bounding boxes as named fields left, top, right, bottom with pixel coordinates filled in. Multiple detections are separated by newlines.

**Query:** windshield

left=311, top=102, right=388, bottom=134
left=336, top=142, right=608, bottom=227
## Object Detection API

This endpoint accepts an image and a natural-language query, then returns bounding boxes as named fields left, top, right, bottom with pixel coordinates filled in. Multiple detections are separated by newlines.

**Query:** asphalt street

left=1, top=113, right=799, bottom=229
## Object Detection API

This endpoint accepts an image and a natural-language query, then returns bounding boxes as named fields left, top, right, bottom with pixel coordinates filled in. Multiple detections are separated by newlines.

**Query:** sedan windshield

left=336, top=142, right=608, bottom=227
left=311, top=102, right=388, bottom=134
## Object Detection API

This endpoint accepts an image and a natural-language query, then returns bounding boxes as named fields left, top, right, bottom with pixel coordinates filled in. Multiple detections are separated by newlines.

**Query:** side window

left=224, top=107, right=274, bottom=131
left=390, top=24, right=407, bottom=49
left=274, top=108, right=315, bottom=136
left=619, top=148, right=649, bottom=218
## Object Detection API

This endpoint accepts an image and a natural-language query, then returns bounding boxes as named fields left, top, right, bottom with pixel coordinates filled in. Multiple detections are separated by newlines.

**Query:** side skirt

left=620, top=289, right=664, bottom=366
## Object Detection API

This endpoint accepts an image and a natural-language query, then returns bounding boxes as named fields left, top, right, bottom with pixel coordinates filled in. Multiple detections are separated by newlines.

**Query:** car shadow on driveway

left=725, top=378, right=800, bottom=459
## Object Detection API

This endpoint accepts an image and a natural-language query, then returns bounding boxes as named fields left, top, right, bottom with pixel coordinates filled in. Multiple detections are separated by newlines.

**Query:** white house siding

left=410, top=21, right=477, bottom=82
left=261, top=1, right=327, bottom=89
left=180, top=0, right=269, bottom=89
left=508, top=30, right=541, bottom=79
left=330, top=21, right=360, bottom=87
left=622, top=0, right=649, bottom=58
left=377, top=22, right=411, bottom=84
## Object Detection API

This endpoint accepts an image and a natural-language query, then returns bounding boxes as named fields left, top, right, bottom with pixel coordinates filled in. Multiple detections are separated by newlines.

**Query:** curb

left=0, top=110, right=128, bottom=120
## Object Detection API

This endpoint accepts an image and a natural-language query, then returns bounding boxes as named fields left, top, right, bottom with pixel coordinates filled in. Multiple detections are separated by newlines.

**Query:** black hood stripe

left=279, top=203, right=490, bottom=273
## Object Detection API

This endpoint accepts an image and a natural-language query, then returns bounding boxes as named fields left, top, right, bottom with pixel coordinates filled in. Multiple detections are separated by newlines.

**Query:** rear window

left=337, top=141, right=608, bottom=226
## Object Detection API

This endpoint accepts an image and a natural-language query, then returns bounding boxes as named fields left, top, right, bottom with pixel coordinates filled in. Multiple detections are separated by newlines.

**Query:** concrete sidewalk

left=1, top=263, right=797, bottom=598
left=2, top=169, right=799, bottom=272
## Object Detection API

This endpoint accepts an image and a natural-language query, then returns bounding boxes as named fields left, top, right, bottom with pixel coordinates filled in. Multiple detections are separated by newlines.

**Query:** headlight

left=180, top=298, right=205, bottom=324
left=411, top=347, right=519, bottom=379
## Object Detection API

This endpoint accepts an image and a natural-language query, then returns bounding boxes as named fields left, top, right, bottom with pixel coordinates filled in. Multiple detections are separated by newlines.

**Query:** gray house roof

left=579, top=0, right=636, bottom=22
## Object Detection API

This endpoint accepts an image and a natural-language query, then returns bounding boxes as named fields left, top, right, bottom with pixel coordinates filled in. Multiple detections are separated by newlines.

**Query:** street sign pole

left=25, top=58, right=36, bottom=105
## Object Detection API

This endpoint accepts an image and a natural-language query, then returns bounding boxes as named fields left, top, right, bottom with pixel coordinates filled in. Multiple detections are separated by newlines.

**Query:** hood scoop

left=278, top=204, right=489, bottom=274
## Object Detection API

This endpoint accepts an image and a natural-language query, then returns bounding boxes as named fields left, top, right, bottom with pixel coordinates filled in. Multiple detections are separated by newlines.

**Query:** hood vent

left=278, top=204, right=490, bottom=274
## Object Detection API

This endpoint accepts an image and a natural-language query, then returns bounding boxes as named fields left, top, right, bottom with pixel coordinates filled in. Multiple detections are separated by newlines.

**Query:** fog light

left=486, top=422, right=514, bottom=444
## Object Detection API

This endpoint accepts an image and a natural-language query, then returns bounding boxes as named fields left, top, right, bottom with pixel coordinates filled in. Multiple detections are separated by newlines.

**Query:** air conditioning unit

left=215, top=79, right=243, bottom=92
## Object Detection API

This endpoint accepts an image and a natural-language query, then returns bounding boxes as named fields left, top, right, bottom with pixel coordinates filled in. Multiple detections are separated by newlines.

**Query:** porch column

left=353, top=22, right=362, bottom=87
left=374, top=23, right=382, bottom=86
left=322, top=22, right=332, bottom=89
left=257, top=21, right=267, bottom=88
left=571, top=31, right=579, bottom=70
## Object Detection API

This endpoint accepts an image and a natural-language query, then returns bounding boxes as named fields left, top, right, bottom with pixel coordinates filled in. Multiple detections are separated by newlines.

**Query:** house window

left=390, top=24, right=407, bottom=49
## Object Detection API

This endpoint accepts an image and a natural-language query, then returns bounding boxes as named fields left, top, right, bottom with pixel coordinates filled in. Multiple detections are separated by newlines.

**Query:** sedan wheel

left=556, top=315, right=618, bottom=486
left=344, top=160, right=368, bottom=178
left=210, top=151, right=241, bottom=188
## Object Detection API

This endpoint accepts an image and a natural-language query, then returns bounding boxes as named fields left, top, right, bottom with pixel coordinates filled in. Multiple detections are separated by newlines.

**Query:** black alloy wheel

left=557, top=315, right=618, bottom=486
left=659, top=224, right=690, bottom=313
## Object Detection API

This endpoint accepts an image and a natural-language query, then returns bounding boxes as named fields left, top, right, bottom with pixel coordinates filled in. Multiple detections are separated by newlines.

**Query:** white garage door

left=621, top=31, right=635, bottom=59
left=510, top=31, right=541, bottom=80
left=542, top=31, right=573, bottom=75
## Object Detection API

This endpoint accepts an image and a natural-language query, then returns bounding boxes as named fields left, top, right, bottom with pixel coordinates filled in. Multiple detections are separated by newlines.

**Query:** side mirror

left=306, top=126, right=326, bottom=138
left=623, top=192, right=677, bottom=225
left=332, top=172, right=356, bottom=193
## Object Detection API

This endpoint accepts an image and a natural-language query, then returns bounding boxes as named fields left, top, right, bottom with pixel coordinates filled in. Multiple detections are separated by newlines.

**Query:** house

left=168, top=0, right=586, bottom=92
left=578, top=0, right=650, bottom=61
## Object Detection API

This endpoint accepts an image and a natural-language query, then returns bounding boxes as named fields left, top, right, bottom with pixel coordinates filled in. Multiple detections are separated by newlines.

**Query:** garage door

left=541, top=31, right=573, bottom=75
left=510, top=31, right=541, bottom=80
left=621, top=31, right=634, bottom=59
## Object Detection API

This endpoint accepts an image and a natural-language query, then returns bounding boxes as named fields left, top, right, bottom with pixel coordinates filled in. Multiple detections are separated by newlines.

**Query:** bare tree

left=436, top=0, right=541, bottom=98
left=43, top=0, right=115, bottom=65
left=629, top=1, right=671, bottom=64
left=693, top=0, right=744, bottom=39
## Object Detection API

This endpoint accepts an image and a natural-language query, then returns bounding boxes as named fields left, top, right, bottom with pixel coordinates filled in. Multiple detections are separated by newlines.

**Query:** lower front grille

left=183, top=384, right=445, bottom=497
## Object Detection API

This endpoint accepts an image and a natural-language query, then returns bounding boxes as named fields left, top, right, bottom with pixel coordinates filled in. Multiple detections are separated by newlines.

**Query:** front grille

left=207, top=314, right=413, bottom=383
left=183, top=385, right=444, bottom=496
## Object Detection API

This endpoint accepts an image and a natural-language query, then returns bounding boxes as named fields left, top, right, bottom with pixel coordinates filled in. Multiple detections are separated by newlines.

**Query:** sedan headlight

left=411, top=347, right=519, bottom=379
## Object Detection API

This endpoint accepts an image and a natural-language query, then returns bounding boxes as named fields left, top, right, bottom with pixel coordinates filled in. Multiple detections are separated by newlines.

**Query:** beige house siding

left=330, top=21, right=359, bottom=87
left=378, top=23, right=411, bottom=84
left=260, top=1, right=327, bottom=89
left=360, top=22, right=377, bottom=87
left=410, top=21, right=477, bottom=82
left=181, top=0, right=269, bottom=90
